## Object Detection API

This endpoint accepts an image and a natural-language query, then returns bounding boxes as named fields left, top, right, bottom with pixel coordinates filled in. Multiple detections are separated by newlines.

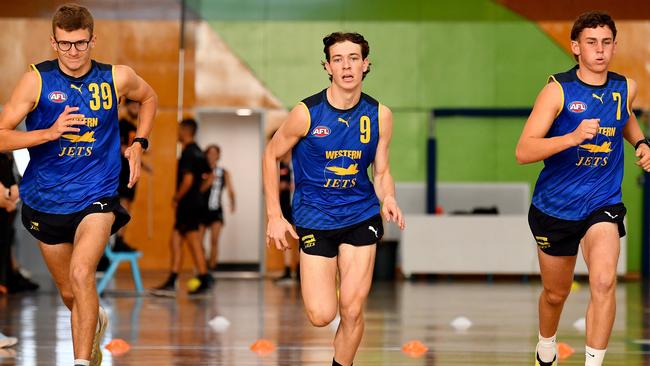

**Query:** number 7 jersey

left=532, top=65, right=630, bottom=220
left=20, top=60, right=121, bottom=214
left=291, top=89, right=381, bottom=230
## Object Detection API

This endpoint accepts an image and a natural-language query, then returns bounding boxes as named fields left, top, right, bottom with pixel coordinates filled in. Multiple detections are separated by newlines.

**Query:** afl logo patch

left=568, top=101, right=587, bottom=113
left=48, top=91, right=67, bottom=103
left=312, top=126, right=330, bottom=137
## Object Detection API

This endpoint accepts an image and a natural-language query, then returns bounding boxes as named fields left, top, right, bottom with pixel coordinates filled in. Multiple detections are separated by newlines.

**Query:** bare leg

left=582, top=222, right=620, bottom=349
left=185, top=230, right=208, bottom=275
left=537, top=249, right=577, bottom=337
left=170, top=229, right=183, bottom=273
left=334, top=244, right=376, bottom=366
left=208, top=221, right=223, bottom=269
left=39, top=243, right=74, bottom=309
left=299, top=251, right=338, bottom=326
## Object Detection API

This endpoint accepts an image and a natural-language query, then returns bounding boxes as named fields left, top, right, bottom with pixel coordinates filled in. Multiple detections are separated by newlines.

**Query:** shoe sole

left=0, top=338, right=18, bottom=348
left=149, top=289, right=177, bottom=298
left=90, top=307, right=108, bottom=366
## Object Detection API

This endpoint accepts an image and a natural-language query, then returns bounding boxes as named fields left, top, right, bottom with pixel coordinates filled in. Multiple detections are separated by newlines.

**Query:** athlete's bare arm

left=224, top=170, right=236, bottom=213
left=114, top=65, right=158, bottom=188
left=174, top=173, right=194, bottom=205
left=622, top=79, right=650, bottom=172
left=0, top=70, right=86, bottom=151
left=516, top=82, right=600, bottom=164
left=262, top=104, right=308, bottom=250
left=373, top=105, right=405, bottom=230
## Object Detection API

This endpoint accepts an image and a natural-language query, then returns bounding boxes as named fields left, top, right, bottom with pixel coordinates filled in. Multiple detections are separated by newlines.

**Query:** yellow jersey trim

left=112, top=65, right=120, bottom=100
left=30, top=64, right=42, bottom=112
left=299, top=102, right=311, bottom=137
left=548, top=75, right=563, bottom=118
left=625, top=77, right=632, bottom=115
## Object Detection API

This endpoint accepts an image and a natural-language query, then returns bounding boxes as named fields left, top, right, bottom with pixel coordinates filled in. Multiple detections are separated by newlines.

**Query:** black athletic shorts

left=175, top=199, right=202, bottom=234
left=201, top=208, right=224, bottom=226
left=296, top=214, right=384, bottom=258
left=528, top=203, right=626, bottom=256
left=22, top=196, right=131, bottom=245
left=280, top=190, right=292, bottom=224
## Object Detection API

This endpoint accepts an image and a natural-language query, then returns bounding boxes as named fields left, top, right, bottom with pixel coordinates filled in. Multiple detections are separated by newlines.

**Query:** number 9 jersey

left=291, top=89, right=381, bottom=230
left=20, top=60, right=121, bottom=214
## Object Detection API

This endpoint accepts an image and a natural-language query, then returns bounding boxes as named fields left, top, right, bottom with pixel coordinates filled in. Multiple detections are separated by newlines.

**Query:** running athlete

left=199, top=144, right=235, bottom=272
left=263, top=32, right=405, bottom=366
left=0, top=4, right=157, bottom=366
left=516, top=11, right=650, bottom=366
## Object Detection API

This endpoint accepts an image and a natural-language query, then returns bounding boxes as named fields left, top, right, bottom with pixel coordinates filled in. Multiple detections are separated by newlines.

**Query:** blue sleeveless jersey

left=532, top=66, right=630, bottom=220
left=292, top=89, right=381, bottom=230
left=21, top=60, right=121, bottom=214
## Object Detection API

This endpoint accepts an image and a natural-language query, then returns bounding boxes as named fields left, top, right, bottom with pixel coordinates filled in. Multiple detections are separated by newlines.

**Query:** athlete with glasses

left=0, top=4, right=157, bottom=366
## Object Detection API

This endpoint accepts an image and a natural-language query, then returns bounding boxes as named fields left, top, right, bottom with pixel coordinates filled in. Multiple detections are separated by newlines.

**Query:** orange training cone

left=105, top=339, right=131, bottom=356
left=250, top=339, right=276, bottom=355
left=557, top=342, right=575, bottom=360
left=402, top=340, right=428, bottom=357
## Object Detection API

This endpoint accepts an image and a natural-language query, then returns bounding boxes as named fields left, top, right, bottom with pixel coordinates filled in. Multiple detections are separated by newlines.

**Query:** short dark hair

left=205, top=144, right=220, bottom=155
left=180, top=118, right=197, bottom=136
left=570, top=11, right=617, bottom=61
left=52, top=3, right=94, bottom=36
left=322, top=32, right=371, bottom=81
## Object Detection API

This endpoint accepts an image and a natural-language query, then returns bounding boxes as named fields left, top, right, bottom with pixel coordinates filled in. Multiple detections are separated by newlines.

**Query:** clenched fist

left=569, top=118, right=600, bottom=145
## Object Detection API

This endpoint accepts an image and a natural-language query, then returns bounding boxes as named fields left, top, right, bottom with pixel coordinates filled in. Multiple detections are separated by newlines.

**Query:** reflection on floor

left=1, top=273, right=650, bottom=365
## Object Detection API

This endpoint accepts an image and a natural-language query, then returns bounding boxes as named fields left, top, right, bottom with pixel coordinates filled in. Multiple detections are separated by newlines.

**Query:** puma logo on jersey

left=604, top=211, right=618, bottom=219
left=368, top=225, right=378, bottom=238
left=338, top=117, right=350, bottom=127
left=93, top=202, right=108, bottom=210
left=592, top=93, right=604, bottom=103
left=70, top=84, right=83, bottom=94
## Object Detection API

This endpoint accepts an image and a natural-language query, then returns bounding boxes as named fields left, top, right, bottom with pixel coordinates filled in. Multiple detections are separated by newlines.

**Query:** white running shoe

left=90, top=307, right=108, bottom=366
left=0, top=333, right=17, bottom=348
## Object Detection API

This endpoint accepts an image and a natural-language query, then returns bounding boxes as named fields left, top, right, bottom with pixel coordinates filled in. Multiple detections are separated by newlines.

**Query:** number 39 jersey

left=291, top=89, right=381, bottom=230
left=532, top=65, right=630, bottom=220
left=20, top=60, right=121, bottom=214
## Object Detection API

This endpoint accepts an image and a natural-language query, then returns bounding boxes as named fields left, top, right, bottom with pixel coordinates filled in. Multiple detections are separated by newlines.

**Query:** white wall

left=196, top=111, right=263, bottom=264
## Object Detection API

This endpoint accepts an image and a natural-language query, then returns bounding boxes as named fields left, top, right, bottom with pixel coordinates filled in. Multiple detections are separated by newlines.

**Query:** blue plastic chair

left=96, top=242, right=144, bottom=295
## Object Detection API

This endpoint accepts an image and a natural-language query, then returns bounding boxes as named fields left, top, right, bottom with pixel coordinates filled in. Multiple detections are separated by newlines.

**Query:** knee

left=590, top=272, right=616, bottom=297
left=339, top=303, right=363, bottom=325
left=69, top=264, right=95, bottom=290
left=60, top=290, right=74, bottom=306
left=542, top=286, right=570, bottom=307
left=306, top=308, right=337, bottom=327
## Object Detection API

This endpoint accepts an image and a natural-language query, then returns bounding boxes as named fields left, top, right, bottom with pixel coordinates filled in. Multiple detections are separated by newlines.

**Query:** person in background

left=199, top=145, right=235, bottom=273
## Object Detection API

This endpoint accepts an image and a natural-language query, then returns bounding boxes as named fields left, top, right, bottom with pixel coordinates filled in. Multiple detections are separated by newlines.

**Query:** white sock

left=536, top=333, right=557, bottom=362
left=585, top=346, right=606, bottom=366
left=74, top=359, right=90, bottom=366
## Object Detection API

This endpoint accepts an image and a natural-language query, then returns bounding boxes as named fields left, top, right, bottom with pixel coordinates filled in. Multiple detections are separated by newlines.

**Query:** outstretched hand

left=382, top=196, right=405, bottom=230
left=266, top=216, right=298, bottom=251
left=124, top=143, right=143, bottom=188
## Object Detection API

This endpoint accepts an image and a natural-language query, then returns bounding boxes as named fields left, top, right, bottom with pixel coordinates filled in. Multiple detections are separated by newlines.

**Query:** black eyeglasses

left=55, top=39, right=91, bottom=52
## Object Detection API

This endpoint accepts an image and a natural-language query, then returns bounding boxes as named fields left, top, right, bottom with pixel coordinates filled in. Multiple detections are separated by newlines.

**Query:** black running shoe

left=150, top=276, right=177, bottom=297
left=188, top=278, right=212, bottom=296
